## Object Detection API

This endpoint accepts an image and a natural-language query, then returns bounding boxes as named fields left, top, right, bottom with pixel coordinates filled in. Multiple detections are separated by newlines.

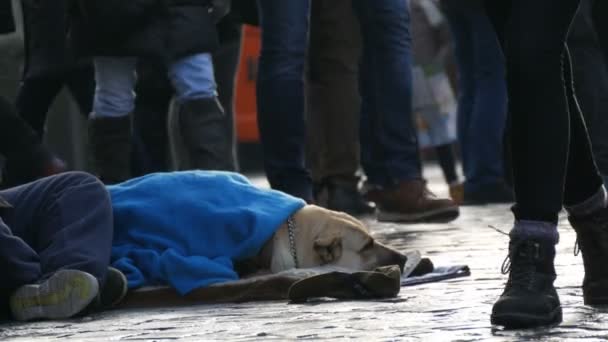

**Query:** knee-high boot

left=168, top=97, right=235, bottom=171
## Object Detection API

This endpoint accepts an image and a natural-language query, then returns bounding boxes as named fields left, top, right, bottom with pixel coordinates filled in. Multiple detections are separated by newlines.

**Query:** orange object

left=234, top=25, right=261, bottom=143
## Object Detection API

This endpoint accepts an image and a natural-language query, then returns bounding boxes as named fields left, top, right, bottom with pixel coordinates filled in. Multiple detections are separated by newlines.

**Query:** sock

left=565, top=186, right=608, bottom=218
left=510, top=220, right=559, bottom=245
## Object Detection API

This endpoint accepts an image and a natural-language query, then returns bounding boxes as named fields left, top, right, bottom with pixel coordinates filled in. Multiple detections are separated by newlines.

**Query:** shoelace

left=500, top=240, right=538, bottom=288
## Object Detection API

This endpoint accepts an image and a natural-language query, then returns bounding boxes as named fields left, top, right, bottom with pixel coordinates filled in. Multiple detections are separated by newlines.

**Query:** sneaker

left=569, top=208, right=608, bottom=305
left=10, top=269, right=99, bottom=321
left=98, top=267, right=128, bottom=309
left=463, top=182, right=514, bottom=205
left=315, top=178, right=375, bottom=216
left=365, top=179, right=459, bottom=223
left=491, top=239, right=562, bottom=328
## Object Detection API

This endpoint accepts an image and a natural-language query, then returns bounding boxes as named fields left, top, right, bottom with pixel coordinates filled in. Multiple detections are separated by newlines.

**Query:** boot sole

left=584, top=296, right=608, bottom=306
left=10, top=270, right=99, bottom=321
left=490, top=307, right=562, bottom=329
left=377, top=206, right=459, bottom=223
left=583, top=281, right=608, bottom=306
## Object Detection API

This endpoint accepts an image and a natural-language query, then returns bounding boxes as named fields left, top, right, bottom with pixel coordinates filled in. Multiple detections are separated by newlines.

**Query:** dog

left=237, top=205, right=408, bottom=276
left=109, top=171, right=408, bottom=297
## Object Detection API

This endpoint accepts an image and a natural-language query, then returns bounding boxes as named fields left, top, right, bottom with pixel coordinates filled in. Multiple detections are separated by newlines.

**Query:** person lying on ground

left=0, top=172, right=127, bottom=322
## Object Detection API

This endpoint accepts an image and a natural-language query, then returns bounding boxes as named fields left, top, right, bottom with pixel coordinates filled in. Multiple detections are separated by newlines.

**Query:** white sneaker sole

left=10, top=269, right=99, bottom=321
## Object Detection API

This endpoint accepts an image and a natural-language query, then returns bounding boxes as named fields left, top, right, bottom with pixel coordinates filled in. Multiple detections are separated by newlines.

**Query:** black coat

left=231, top=0, right=258, bottom=26
left=21, top=0, right=88, bottom=79
left=69, top=0, right=220, bottom=63
left=0, top=0, right=15, bottom=34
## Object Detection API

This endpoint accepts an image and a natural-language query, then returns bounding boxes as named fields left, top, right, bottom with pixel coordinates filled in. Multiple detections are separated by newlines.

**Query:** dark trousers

left=256, top=0, right=312, bottom=201
left=16, top=0, right=94, bottom=137
left=592, top=0, right=608, bottom=62
left=484, top=0, right=603, bottom=223
left=212, top=29, right=241, bottom=172
left=131, top=20, right=242, bottom=175
left=442, top=0, right=508, bottom=193
left=306, top=0, right=361, bottom=185
left=257, top=0, right=418, bottom=200
left=132, top=60, right=173, bottom=176
left=16, top=66, right=94, bottom=137
left=0, top=172, right=113, bottom=313
left=132, top=32, right=241, bottom=176
left=569, top=0, right=608, bottom=182
left=0, top=97, right=51, bottom=187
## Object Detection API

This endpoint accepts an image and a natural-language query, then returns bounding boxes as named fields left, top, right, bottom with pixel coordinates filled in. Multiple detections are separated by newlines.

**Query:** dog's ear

left=314, top=233, right=343, bottom=264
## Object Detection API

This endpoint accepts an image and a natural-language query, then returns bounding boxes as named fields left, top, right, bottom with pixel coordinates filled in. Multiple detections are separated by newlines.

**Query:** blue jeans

left=257, top=0, right=419, bottom=198
left=93, top=53, right=217, bottom=117
left=443, top=0, right=508, bottom=194
left=354, top=0, right=419, bottom=187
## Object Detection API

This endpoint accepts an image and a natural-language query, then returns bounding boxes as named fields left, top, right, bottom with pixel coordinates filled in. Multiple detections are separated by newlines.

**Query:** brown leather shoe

left=365, top=179, right=459, bottom=223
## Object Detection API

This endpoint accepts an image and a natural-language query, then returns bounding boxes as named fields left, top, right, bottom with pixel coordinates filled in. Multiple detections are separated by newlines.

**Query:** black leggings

left=592, top=0, right=608, bottom=60
left=484, top=0, right=603, bottom=223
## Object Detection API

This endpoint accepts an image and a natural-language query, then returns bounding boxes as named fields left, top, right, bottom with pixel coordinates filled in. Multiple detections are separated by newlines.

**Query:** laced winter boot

left=569, top=207, right=608, bottom=305
left=491, top=238, right=562, bottom=328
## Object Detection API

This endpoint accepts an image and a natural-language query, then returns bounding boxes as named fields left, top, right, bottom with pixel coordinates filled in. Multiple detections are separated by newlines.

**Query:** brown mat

left=118, top=268, right=331, bottom=309
left=117, top=251, right=422, bottom=309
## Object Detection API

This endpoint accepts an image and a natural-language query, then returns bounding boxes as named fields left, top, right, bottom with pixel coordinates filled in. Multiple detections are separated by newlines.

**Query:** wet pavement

left=2, top=168, right=607, bottom=341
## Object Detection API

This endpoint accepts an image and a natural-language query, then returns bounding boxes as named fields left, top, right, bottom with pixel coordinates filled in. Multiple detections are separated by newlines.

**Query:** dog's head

left=269, top=205, right=407, bottom=273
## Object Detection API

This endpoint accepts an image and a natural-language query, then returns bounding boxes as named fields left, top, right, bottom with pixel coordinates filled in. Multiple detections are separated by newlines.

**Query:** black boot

left=314, top=176, right=375, bottom=216
left=491, top=238, right=562, bottom=328
left=168, top=98, right=235, bottom=171
left=569, top=207, right=608, bottom=305
left=88, top=115, right=132, bottom=184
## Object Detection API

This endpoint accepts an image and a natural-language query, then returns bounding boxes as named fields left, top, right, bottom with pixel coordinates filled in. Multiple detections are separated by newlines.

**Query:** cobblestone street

left=1, top=169, right=607, bottom=341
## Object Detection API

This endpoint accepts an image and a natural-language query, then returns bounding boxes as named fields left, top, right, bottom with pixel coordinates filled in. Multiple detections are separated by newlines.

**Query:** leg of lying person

left=167, top=52, right=235, bottom=171
left=0, top=215, right=41, bottom=320
left=0, top=172, right=115, bottom=321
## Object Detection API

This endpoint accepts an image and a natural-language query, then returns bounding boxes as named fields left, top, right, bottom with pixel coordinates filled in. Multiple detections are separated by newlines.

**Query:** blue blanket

left=108, top=171, right=305, bottom=295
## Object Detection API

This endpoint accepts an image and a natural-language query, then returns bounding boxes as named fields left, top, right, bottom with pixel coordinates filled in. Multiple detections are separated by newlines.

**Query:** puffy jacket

left=69, top=0, right=221, bottom=63
left=0, top=0, right=15, bottom=34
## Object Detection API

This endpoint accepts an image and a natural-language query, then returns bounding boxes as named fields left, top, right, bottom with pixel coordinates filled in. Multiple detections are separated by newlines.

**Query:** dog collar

left=287, top=216, right=299, bottom=268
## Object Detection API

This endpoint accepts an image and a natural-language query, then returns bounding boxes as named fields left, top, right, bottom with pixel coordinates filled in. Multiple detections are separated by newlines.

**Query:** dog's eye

left=361, top=239, right=374, bottom=252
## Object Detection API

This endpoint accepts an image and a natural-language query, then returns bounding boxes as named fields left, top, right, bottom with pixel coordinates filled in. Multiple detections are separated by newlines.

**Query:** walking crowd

left=1, top=0, right=608, bottom=331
